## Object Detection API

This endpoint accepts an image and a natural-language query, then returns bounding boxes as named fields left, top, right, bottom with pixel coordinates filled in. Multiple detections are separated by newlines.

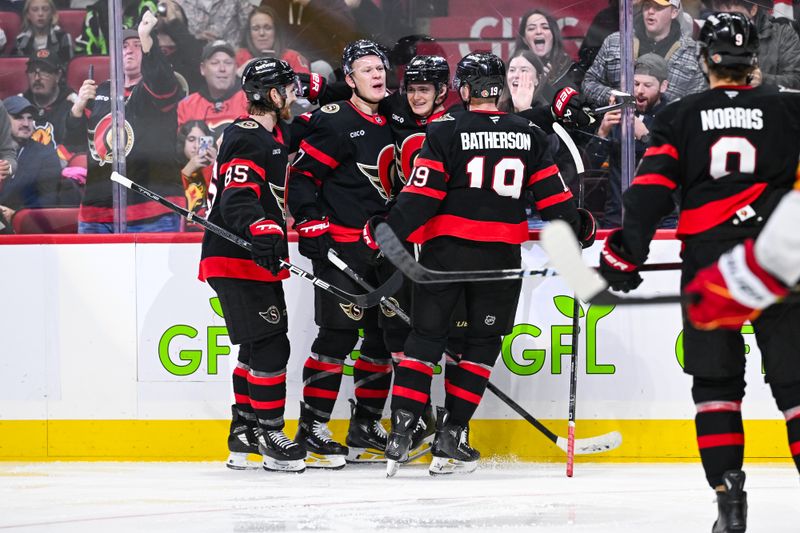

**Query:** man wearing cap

left=66, top=10, right=185, bottom=233
left=177, top=40, right=247, bottom=133
left=710, top=0, right=800, bottom=89
left=0, top=95, right=77, bottom=226
left=22, top=49, right=83, bottom=165
left=583, top=0, right=707, bottom=106
left=586, top=53, right=675, bottom=228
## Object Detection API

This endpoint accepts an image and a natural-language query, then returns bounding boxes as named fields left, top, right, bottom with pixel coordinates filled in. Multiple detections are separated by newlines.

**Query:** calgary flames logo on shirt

left=397, top=132, right=426, bottom=186
left=30, top=121, right=57, bottom=150
left=88, top=113, right=135, bottom=166
left=357, top=144, right=395, bottom=201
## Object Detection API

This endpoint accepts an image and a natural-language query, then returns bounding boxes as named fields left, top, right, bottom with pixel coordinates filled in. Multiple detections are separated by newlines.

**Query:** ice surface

left=0, top=462, right=797, bottom=532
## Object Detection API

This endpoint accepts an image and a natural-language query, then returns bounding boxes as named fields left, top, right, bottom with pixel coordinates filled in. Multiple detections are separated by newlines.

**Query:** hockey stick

left=110, top=172, right=402, bottom=308
left=327, top=249, right=623, bottom=455
left=541, top=219, right=684, bottom=306
left=554, top=121, right=583, bottom=477
left=375, top=222, right=680, bottom=284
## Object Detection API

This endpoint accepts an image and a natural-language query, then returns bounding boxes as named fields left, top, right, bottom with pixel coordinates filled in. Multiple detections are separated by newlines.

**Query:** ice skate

left=257, top=428, right=306, bottom=473
left=225, top=406, right=262, bottom=470
left=385, top=409, right=417, bottom=477
left=407, top=403, right=435, bottom=461
left=295, top=418, right=347, bottom=469
left=712, top=470, right=747, bottom=533
left=345, top=400, right=388, bottom=463
left=429, top=407, right=479, bottom=476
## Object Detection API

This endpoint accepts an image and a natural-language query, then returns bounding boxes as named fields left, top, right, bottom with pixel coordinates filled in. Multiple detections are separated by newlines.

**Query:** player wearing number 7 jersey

left=596, top=12, right=800, bottom=532
left=365, top=52, right=593, bottom=476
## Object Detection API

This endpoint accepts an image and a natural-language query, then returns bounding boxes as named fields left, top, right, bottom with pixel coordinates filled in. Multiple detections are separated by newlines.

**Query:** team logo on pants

left=260, top=305, right=282, bottom=324
left=484, top=315, right=496, bottom=326
left=339, top=302, right=364, bottom=321
left=379, top=297, right=400, bottom=318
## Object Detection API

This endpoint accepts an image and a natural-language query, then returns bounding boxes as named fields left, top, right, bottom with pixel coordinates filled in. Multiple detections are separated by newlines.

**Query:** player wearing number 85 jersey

left=369, top=52, right=592, bottom=477
left=595, top=13, right=800, bottom=532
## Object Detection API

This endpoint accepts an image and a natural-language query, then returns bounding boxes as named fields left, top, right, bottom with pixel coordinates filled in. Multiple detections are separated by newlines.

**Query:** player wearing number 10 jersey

left=597, top=13, right=800, bottom=532
left=368, top=52, right=593, bottom=477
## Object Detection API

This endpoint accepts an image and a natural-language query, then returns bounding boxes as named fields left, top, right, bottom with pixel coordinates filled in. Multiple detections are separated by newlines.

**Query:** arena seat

left=12, top=207, right=80, bottom=234
left=66, top=55, right=109, bottom=92
left=0, top=10, right=21, bottom=56
left=57, top=9, right=87, bottom=43
left=0, top=56, right=30, bottom=98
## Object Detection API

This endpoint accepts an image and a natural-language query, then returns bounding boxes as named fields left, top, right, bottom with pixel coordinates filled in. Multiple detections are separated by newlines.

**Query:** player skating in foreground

left=365, top=52, right=594, bottom=476
left=596, top=13, right=800, bottom=532
left=199, top=58, right=306, bottom=473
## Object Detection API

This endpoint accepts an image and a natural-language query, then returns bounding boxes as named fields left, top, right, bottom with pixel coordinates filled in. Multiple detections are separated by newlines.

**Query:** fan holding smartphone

left=178, top=120, right=217, bottom=223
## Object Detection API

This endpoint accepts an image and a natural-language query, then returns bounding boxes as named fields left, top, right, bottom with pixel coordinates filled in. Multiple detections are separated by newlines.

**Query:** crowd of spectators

left=2, top=0, right=800, bottom=233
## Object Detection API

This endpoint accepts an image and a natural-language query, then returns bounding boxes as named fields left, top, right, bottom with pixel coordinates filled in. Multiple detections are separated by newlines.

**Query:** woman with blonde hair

left=12, top=0, right=74, bottom=66
left=235, top=5, right=309, bottom=75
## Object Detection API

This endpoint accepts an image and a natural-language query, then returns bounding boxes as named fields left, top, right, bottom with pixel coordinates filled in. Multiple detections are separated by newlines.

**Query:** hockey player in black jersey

left=596, top=13, right=800, bottom=532
left=364, top=52, right=596, bottom=477
left=199, top=58, right=306, bottom=473
left=287, top=40, right=399, bottom=468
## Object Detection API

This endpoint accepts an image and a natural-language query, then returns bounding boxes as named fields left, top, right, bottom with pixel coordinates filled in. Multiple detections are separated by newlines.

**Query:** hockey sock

left=353, top=354, right=392, bottom=419
left=445, top=359, right=493, bottom=427
left=247, top=334, right=290, bottom=430
left=391, top=356, right=435, bottom=418
left=300, top=328, right=358, bottom=421
left=786, top=406, right=800, bottom=472
left=232, top=343, right=254, bottom=413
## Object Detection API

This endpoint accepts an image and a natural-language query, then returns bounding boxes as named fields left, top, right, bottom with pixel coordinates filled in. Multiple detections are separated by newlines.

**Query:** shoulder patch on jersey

left=321, top=103, right=340, bottom=114
left=779, top=87, right=800, bottom=94
left=432, top=113, right=455, bottom=122
left=237, top=120, right=259, bottom=129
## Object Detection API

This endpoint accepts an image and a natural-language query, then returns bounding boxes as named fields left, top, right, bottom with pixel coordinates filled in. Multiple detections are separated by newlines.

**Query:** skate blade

left=386, top=459, right=400, bottom=477
left=346, top=447, right=386, bottom=463
left=406, top=437, right=434, bottom=462
left=263, top=457, right=306, bottom=473
left=428, top=456, right=478, bottom=476
left=226, top=452, right=261, bottom=470
left=305, top=452, right=346, bottom=470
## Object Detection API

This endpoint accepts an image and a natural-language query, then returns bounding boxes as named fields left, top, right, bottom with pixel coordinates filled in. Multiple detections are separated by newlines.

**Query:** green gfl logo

left=159, top=297, right=232, bottom=376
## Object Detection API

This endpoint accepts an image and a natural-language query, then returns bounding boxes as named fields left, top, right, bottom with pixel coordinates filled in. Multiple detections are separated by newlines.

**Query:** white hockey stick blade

left=540, top=220, right=608, bottom=302
left=556, top=431, right=623, bottom=455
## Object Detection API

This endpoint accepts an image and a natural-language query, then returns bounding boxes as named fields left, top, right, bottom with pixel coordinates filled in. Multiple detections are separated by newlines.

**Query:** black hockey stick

left=540, top=219, right=684, bottom=306
left=327, top=249, right=623, bottom=455
left=375, top=222, right=681, bottom=284
left=110, top=172, right=402, bottom=308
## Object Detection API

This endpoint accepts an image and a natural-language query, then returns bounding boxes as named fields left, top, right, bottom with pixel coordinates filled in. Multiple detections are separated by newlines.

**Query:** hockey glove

left=551, top=86, right=595, bottom=129
left=297, top=72, right=326, bottom=104
left=685, top=240, right=788, bottom=330
left=294, top=216, right=335, bottom=261
left=362, top=215, right=387, bottom=265
left=598, top=229, right=643, bottom=293
left=577, top=207, right=597, bottom=249
left=248, top=219, right=288, bottom=276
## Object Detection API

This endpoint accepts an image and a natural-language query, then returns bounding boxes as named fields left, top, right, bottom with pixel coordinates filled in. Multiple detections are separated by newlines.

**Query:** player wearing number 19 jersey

left=596, top=13, right=800, bottom=532
left=369, top=52, right=593, bottom=477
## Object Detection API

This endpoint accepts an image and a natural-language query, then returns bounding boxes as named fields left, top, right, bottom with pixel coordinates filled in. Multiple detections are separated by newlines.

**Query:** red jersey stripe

left=407, top=214, right=529, bottom=244
left=415, top=157, right=445, bottom=173
left=78, top=195, right=187, bottom=223
left=633, top=173, right=678, bottom=189
left=643, top=144, right=679, bottom=160
left=528, top=164, right=559, bottom=186
left=677, top=183, right=767, bottom=237
left=198, top=256, right=290, bottom=283
left=300, top=140, right=339, bottom=169
left=535, top=190, right=574, bottom=211
left=219, top=158, right=266, bottom=181
left=329, top=223, right=362, bottom=243
left=402, top=185, right=447, bottom=200
left=392, top=385, right=429, bottom=404
left=225, top=181, right=262, bottom=198
left=697, top=433, right=744, bottom=449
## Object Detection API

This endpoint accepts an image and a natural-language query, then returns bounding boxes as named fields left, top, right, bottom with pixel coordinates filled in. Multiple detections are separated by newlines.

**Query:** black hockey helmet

left=241, top=57, right=299, bottom=104
left=390, top=35, right=446, bottom=66
left=698, top=12, right=759, bottom=67
left=342, top=39, right=390, bottom=76
left=403, top=55, right=450, bottom=93
left=453, top=52, right=505, bottom=99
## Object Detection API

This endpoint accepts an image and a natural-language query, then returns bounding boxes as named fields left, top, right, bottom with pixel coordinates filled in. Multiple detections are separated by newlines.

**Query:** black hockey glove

left=551, top=86, right=595, bottom=128
left=294, top=216, right=335, bottom=261
left=361, top=215, right=385, bottom=265
left=297, top=72, right=327, bottom=104
left=577, top=208, right=597, bottom=249
left=248, top=219, right=288, bottom=276
left=598, top=229, right=643, bottom=293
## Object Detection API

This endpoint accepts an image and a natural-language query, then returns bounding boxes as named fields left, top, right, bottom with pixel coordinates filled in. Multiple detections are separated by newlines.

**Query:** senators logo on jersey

left=397, top=132, right=426, bottom=186
left=357, top=144, right=395, bottom=200
left=88, top=113, right=135, bottom=166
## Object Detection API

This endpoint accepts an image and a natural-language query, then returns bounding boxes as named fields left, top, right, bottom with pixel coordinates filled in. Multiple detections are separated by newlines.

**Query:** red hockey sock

left=785, top=406, right=800, bottom=473
left=352, top=354, right=392, bottom=419
left=247, top=368, right=287, bottom=430
left=695, top=401, right=745, bottom=488
left=301, top=353, right=344, bottom=421
left=390, top=357, right=434, bottom=418
left=445, top=359, right=492, bottom=426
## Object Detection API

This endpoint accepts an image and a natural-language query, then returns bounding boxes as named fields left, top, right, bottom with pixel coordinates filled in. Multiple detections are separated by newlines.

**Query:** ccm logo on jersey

left=350, top=129, right=366, bottom=138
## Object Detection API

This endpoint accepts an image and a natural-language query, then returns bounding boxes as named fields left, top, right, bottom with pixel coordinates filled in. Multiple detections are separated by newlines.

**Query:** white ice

left=1, top=462, right=797, bottom=532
